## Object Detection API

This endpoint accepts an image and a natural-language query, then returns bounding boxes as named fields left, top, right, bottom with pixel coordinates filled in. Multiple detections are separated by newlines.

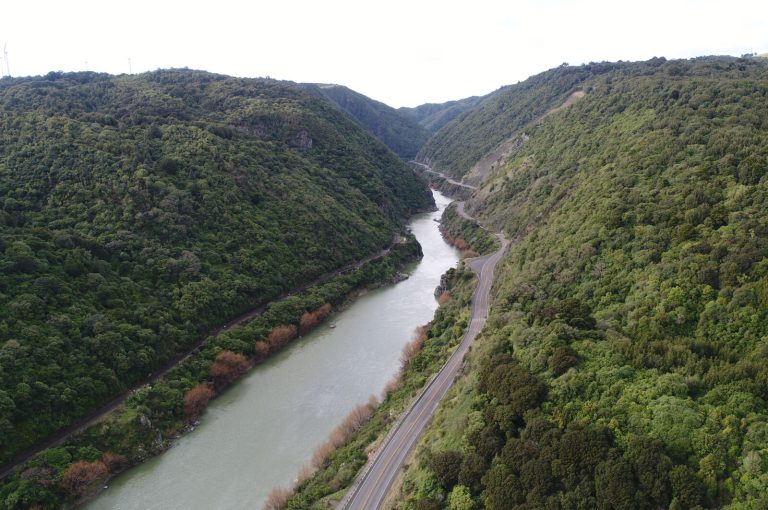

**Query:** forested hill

left=303, top=83, right=430, bottom=159
left=402, top=57, right=768, bottom=508
left=398, top=95, right=482, bottom=134
left=0, top=69, right=432, bottom=464
left=416, top=61, right=627, bottom=178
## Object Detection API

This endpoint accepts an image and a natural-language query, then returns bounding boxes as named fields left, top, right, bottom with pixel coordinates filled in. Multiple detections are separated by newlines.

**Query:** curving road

left=410, top=161, right=477, bottom=190
left=339, top=207, right=508, bottom=510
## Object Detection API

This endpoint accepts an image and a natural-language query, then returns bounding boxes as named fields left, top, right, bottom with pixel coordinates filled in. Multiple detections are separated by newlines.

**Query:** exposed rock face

left=434, top=271, right=450, bottom=298
left=289, top=129, right=313, bottom=149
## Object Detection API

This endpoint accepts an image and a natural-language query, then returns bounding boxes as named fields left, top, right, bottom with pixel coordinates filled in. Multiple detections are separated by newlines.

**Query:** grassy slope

left=396, top=57, right=768, bottom=509
left=0, top=69, right=432, bottom=466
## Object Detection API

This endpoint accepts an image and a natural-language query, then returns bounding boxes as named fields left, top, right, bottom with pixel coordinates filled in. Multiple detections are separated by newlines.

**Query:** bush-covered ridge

left=0, top=69, right=433, bottom=467
left=416, top=57, right=737, bottom=178
left=395, top=56, right=768, bottom=509
left=304, top=83, right=430, bottom=159
left=0, top=235, right=424, bottom=509
left=398, top=96, right=482, bottom=134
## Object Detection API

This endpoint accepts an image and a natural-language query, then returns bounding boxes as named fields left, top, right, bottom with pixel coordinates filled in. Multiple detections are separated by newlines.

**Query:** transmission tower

left=3, top=44, right=9, bottom=78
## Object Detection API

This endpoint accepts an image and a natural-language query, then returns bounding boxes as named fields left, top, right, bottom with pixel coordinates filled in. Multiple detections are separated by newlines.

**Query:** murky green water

left=85, top=191, right=458, bottom=510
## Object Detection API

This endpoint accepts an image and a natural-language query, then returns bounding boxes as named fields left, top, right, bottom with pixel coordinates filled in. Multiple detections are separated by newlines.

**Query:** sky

left=3, top=0, right=767, bottom=108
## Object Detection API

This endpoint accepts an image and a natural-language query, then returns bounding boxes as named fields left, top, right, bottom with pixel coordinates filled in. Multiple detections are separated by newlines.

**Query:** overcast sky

left=3, top=0, right=767, bottom=107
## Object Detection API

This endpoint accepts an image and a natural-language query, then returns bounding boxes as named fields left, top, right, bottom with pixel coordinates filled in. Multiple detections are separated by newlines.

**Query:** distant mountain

left=398, top=96, right=482, bottom=133
left=0, top=69, right=432, bottom=468
left=304, top=83, right=430, bottom=159
left=416, top=62, right=627, bottom=178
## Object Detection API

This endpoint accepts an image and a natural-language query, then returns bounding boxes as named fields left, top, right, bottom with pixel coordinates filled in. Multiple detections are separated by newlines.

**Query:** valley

left=84, top=191, right=460, bottom=510
left=2, top=54, right=767, bottom=510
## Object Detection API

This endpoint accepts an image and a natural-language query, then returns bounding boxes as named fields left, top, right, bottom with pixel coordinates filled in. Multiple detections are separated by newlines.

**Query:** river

left=84, top=190, right=459, bottom=510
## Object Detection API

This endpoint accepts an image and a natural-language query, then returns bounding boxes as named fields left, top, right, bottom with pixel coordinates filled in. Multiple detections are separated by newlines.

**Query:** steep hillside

left=397, top=57, right=768, bottom=509
left=398, top=96, right=482, bottom=133
left=416, top=62, right=627, bottom=178
left=0, top=70, right=432, bottom=465
left=304, top=84, right=429, bottom=159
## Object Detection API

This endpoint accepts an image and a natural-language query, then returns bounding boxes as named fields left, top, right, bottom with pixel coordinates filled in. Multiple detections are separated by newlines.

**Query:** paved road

left=455, top=201, right=476, bottom=222
left=410, top=161, right=477, bottom=190
left=340, top=209, right=508, bottom=510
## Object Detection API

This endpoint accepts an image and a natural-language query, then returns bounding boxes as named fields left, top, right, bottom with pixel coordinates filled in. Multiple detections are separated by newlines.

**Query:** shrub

left=209, top=351, right=249, bottom=390
left=298, top=303, right=332, bottom=335
left=428, top=450, right=464, bottom=490
left=59, top=460, right=108, bottom=498
left=101, top=452, right=128, bottom=473
left=266, top=325, right=298, bottom=351
left=253, top=341, right=270, bottom=362
left=549, top=346, right=579, bottom=376
left=311, top=396, right=378, bottom=471
left=183, top=384, right=216, bottom=420
left=400, top=326, right=429, bottom=368
left=263, top=486, right=292, bottom=510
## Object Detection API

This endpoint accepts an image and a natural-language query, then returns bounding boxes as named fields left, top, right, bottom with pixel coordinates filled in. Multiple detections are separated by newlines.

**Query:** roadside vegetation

left=439, top=204, right=499, bottom=257
left=393, top=56, right=768, bottom=509
left=280, top=265, right=476, bottom=509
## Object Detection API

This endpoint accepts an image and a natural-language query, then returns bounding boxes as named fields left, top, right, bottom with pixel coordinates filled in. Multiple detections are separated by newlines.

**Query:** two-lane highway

left=340, top=208, right=509, bottom=509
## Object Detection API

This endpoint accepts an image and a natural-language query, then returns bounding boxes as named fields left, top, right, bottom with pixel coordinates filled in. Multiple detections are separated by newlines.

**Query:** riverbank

left=409, top=162, right=474, bottom=200
left=0, top=232, right=425, bottom=509
left=439, top=203, right=500, bottom=256
left=280, top=265, right=478, bottom=509
left=282, top=196, right=501, bottom=509
left=0, top=228, right=409, bottom=483
left=80, top=191, right=461, bottom=510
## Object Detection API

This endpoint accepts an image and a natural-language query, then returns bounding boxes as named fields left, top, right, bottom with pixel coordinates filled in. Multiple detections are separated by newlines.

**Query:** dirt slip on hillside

left=464, top=89, right=585, bottom=186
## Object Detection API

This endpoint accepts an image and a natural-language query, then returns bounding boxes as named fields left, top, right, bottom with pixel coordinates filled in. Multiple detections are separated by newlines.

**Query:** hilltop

left=416, top=61, right=621, bottom=178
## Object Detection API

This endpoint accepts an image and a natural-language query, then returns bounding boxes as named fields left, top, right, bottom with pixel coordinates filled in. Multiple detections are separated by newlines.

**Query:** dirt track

left=0, top=237, right=401, bottom=480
